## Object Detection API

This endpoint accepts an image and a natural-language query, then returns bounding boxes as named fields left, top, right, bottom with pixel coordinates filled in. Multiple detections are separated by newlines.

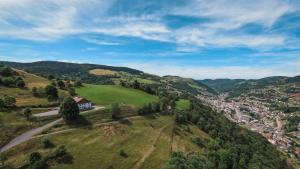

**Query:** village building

left=73, top=97, right=92, bottom=111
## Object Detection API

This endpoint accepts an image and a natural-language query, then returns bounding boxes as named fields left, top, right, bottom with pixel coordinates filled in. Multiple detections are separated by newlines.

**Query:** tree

left=133, top=80, right=140, bottom=89
left=3, top=95, right=16, bottom=107
left=59, top=97, right=79, bottom=121
left=0, top=66, right=12, bottom=77
left=32, top=87, right=38, bottom=97
left=15, top=77, right=25, bottom=88
left=2, top=77, right=14, bottom=87
left=0, top=99, right=4, bottom=109
left=45, top=85, right=58, bottom=101
left=154, top=102, right=161, bottom=112
left=57, top=80, right=65, bottom=89
left=111, top=103, right=121, bottom=119
left=23, top=108, right=32, bottom=120
left=47, top=74, right=55, bottom=80
left=74, top=80, right=82, bottom=87
left=68, top=87, right=76, bottom=96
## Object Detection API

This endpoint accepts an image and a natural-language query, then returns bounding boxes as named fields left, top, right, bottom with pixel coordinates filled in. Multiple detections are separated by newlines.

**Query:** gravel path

left=0, top=106, right=105, bottom=152
left=0, top=118, right=63, bottom=152
left=33, top=106, right=104, bottom=117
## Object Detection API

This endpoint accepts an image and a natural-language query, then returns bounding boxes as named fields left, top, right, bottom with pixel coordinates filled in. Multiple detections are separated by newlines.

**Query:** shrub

left=3, top=95, right=16, bottom=107
left=111, top=103, right=121, bottom=119
left=54, top=145, right=67, bottom=157
left=23, top=108, right=32, bottom=120
left=119, top=149, right=127, bottom=157
left=2, top=77, right=14, bottom=87
left=29, top=152, right=42, bottom=165
left=42, top=138, right=54, bottom=148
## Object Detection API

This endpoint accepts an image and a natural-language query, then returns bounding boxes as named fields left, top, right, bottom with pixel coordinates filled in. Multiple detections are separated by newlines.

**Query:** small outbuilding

left=73, top=97, right=92, bottom=111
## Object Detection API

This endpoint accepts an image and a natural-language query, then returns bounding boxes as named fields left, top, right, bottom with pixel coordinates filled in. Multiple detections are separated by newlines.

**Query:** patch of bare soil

left=102, top=124, right=126, bottom=137
left=292, top=93, right=300, bottom=102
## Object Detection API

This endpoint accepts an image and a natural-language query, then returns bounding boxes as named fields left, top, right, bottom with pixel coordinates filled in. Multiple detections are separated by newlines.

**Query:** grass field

left=5, top=115, right=210, bottom=169
left=176, top=99, right=190, bottom=110
left=76, top=84, right=158, bottom=107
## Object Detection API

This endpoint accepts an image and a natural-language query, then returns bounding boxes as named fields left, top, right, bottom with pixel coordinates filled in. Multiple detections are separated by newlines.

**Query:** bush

left=111, top=103, right=121, bottom=119
left=29, top=152, right=42, bottom=165
left=42, top=138, right=54, bottom=148
left=2, top=77, right=14, bottom=87
left=16, top=78, right=25, bottom=88
left=3, top=95, right=16, bottom=107
left=23, top=108, right=32, bottom=120
left=119, top=149, right=127, bottom=157
left=54, top=145, right=67, bottom=157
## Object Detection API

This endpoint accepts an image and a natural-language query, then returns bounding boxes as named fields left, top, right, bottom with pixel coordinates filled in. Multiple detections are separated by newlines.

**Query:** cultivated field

left=76, top=84, right=158, bottom=107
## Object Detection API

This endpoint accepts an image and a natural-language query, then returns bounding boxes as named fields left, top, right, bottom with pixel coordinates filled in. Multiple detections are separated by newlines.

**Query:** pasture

left=76, top=84, right=158, bottom=107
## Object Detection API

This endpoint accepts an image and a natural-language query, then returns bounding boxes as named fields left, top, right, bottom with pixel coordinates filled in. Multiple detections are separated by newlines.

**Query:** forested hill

left=200, top=76, right=300, bottom=94
left=1, top=61, right=143, bottom=76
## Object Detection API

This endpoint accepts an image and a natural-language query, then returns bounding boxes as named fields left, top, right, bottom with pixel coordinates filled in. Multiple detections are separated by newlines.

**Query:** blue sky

left=0, top=0, right=300, bottom=79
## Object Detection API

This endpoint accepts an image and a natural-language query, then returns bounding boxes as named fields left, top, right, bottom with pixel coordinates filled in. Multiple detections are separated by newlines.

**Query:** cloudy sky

left=0, top=0, right=300, bottom=79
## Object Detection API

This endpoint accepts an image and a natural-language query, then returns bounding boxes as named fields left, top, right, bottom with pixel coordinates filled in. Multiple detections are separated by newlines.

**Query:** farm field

left=76, top=84, right=158, bottom=107
left=4, top=115, right=210, bottom=169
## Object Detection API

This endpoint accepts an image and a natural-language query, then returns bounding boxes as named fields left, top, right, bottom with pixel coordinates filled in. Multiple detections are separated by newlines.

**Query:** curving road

left=0, top=118, right=63, bottom=152
left=0, top=106, right=105, bottom=153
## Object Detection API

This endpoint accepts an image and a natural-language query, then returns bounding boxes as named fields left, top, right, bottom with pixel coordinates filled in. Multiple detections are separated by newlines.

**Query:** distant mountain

left=200, top=79, right=245, bottom=92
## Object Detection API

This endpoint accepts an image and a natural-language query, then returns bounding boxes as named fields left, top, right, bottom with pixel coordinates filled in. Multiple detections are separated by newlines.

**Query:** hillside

left=0, top=61, right=296, bottom=169
left=0, top=68, right=51, bottom=106
left=1, top=61, right=216, bottom=97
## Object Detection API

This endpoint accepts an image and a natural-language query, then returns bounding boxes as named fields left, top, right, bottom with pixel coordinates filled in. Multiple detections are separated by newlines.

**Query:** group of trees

left=0, top=95, right=16, bottom=110
left=120, top=80, right=157, bottom=95
left=138, top=102, right=161, bottom=115
left=285, top=116, right=300, bottom=132
left=0, top=65, right=25, bottom=88
left=166, top=99, right=291, bottom=169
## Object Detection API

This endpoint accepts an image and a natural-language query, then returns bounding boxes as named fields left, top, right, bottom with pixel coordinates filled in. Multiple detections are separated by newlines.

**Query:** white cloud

left=0, top=0, right=298, bottom=49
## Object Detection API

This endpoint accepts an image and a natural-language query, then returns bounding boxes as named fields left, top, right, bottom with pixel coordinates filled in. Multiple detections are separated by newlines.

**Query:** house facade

left=73, top=97, right=92, bottom=111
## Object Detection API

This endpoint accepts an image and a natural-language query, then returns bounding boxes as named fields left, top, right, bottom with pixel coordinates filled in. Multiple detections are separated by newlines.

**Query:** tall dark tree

left=59, top=97, right=79, bottom=121
left=57, top=80, right=66, bottom=89
left=45, top=85, right=58, bottom=101
left=111, top=103, right=121, bottom=119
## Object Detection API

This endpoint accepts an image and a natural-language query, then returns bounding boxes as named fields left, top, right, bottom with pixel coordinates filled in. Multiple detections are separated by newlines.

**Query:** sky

left=0, top=0, right=300, bottom=79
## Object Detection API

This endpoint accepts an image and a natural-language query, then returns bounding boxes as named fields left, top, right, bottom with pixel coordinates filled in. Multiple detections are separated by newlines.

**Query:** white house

left=73, top=97, right=92, bottom=111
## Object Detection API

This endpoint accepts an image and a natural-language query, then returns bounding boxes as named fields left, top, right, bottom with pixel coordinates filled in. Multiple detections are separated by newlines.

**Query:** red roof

left=73, top=97, right=90, bottom=104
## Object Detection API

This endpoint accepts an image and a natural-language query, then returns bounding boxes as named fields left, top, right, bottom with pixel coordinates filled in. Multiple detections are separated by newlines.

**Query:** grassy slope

left=5, top=114, right=210, bottom=169
left=76, top=84, right=158, bottom=107
left=176, top=99, right=190, bottom=110
left=0, top=69, right=50, bottom=106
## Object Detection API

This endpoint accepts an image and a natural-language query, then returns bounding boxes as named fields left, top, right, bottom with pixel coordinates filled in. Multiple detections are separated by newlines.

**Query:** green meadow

left=76, top=84, right=158, bottom=107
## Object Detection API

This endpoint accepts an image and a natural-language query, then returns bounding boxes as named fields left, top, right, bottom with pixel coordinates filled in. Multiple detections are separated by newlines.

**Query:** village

left=199, top=94, right=300, bottom=162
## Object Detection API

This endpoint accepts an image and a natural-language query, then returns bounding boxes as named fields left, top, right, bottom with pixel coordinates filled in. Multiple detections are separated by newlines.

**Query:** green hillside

left=76, top=84, right=158, bottom=107
left=5, top=115, right=209, bottom=169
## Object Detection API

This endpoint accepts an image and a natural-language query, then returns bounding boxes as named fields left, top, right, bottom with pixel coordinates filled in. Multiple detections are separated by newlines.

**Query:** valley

left=0, top=61, right=298, bottom=169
